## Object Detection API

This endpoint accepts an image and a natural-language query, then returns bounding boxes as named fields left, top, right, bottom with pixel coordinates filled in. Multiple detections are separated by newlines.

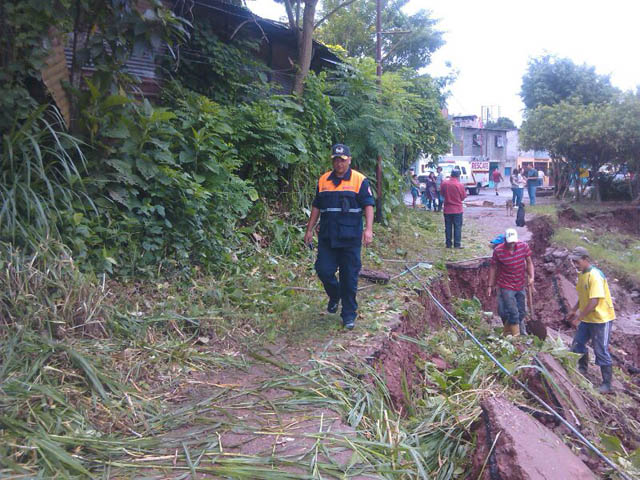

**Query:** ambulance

left=437, top=156, right=480, bottom=195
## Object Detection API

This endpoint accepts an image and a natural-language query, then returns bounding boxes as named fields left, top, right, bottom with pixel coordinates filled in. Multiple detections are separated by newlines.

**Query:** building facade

left=451, top=116, right=513, bottom=179
left=507, top=130, right=552, bottom=185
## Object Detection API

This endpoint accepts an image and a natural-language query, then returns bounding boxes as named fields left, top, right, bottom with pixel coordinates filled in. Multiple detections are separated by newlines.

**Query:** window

left=472, top=134, right=483, bottom=146
left=495, top=136, right=504, bottom=148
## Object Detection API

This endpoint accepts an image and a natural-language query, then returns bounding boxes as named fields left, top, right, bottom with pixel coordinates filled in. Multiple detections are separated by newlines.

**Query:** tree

left=520, top=55, right=618, bottom=110
left=316, top=0, right=444, bottom=71
left=520, top=101, right=617, bottom=201
left=610, top=94, right=640, bottom=200
left=485, top=117, right=516, bottom=130
left=401, top=71, right=452, bottom=164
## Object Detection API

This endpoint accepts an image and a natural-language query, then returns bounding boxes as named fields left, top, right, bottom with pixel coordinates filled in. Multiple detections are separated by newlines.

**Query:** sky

left=246, top=0, right=640, bottom=126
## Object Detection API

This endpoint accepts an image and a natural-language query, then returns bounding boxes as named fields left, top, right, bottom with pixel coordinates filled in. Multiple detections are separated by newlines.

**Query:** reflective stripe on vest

left=318, top=169, right=366, bottom=193
left=319, top=208, right=362, bottom=213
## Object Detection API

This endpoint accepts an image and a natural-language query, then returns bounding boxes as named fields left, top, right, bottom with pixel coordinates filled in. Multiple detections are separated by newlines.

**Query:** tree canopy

left=485, top=117, right=516, bottom=130
left=519, top=55, right=640, bottom=200
left=316, top=0, right=444, bottom=71
left=520, top=55, right=618, bottom=111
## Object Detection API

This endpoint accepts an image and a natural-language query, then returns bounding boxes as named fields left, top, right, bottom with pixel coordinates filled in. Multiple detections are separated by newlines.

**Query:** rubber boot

left=598, top=365, right=613, bottom=394
left=509, top=323, right=520, bottom=337
left=519, top=320, right=527, bottom=335
left=578, top=354, right=588, bottom=376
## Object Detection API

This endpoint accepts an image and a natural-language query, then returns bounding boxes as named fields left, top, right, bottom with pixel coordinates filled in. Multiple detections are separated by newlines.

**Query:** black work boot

left=598, top=365, right=613, bottom=394
left=578, top=354, right=589, bottom=376
left=327, top=298, right=340, bottom=314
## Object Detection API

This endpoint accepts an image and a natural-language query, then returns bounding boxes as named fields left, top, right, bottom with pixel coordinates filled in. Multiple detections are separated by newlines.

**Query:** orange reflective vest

left=313, top=169, right=373, bottom=248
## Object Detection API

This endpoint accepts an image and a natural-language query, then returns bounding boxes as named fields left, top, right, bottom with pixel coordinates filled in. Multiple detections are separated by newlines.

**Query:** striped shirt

left=492, top=241, right=531, bottom=291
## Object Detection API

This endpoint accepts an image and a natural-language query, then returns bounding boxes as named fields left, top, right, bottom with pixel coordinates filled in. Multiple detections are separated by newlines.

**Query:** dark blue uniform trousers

left=315, top=239, right=361, bottom=323
left=571, top=321, right=613, bottom=366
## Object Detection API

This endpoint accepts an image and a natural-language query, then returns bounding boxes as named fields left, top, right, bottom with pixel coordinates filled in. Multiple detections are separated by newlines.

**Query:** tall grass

left=0, top=106, right=92, bottom=249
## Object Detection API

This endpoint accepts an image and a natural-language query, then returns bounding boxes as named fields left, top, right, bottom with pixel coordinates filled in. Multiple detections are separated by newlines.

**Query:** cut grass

left=5, top=202, right=639, bottom=478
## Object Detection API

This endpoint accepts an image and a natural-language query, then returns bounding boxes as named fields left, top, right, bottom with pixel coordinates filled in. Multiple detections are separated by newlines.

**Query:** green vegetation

left=526, top=204, right=559, bottom=220
left=0, top=205, right=437, bottom=477
left=1, top=1, right=452, bottom=277
left=316, top=0, right=444, bottom=72
left=3, top=205, right=640, bottom=478
left=520, top=55, right=640, bottom=201
left=553, top=228, right=640, bottom=284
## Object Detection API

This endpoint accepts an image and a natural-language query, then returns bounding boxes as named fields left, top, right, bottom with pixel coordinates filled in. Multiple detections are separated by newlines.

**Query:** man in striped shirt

left=487, top=228, right=535, bottom=336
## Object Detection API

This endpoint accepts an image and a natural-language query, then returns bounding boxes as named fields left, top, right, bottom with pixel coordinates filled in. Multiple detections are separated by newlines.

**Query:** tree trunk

left=293, top=0, right=318, bottom=96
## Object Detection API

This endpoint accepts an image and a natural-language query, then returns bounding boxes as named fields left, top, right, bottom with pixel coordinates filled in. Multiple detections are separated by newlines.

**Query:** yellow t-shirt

left=576, top=267, right=616, bottom=323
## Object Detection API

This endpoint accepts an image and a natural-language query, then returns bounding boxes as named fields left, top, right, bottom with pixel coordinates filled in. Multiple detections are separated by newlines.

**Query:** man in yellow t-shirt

left=567, top=247, right=616, bottom=394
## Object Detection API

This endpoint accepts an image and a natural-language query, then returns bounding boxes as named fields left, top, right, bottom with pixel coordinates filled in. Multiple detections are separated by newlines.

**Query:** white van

left=410, top=155, right=436, bottom=192
left=438, top=156, right=479, bottom=195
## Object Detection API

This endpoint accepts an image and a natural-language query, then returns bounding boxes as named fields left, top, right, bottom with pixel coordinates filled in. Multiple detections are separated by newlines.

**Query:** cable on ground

left=405, top=264, right=633, bottom=480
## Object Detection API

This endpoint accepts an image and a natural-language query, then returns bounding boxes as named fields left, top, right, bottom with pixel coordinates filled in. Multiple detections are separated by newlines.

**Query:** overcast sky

left=246, top=0, right=640, bottom=126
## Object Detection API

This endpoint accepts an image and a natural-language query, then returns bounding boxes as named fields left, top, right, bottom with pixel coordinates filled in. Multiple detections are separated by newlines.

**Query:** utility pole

left=374, top=0, right=383, bottom=223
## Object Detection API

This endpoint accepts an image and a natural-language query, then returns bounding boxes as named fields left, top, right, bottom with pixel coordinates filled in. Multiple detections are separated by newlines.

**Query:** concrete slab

left=472, top=395, right=597, bottom=480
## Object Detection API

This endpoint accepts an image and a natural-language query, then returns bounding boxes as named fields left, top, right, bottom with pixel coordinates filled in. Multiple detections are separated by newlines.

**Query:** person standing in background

left=510, top=168, right=519, bottom=204
left=538, top=169, right=545, bottom=187
left=435, top=166, right=444, bottom=212
left=510, top=168, right=525, bottom=207
left=440, top=169, right=466, bottom=248
left=425, top=172, right=437, bottom=211
left=526, top=165, right=538, bottom=205
left=410, top=173, right=420, bottom=208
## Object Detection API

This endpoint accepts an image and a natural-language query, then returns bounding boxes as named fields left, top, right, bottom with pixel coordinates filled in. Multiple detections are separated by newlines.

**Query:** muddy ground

left=558, top=204, right=640, bottom=237
left=160, top=198, right=640, bottom=479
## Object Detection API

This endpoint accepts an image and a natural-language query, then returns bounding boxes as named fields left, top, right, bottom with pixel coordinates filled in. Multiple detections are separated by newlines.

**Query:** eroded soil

left=156, top=201, right=640, bottom=479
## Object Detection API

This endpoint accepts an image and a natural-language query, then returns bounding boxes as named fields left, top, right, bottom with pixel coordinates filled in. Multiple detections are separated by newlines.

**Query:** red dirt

left=371, top=281, right=452, bottom=408
left=446, top=257, right=493, bottom=308
left=558, top=205, right=640, bottom=237
left=525, top=215, right=640, bottom=376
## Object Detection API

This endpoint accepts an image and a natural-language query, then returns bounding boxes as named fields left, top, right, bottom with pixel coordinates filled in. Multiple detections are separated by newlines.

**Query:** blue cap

left=490, top=234, right=506, bottom=245
left=331, top=144, right=351, bottom=157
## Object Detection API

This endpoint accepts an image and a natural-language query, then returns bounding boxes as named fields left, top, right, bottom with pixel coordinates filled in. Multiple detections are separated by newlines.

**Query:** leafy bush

left=598, top=174, right=633, bottom=201
left=74, top=88, right=258, bottom=275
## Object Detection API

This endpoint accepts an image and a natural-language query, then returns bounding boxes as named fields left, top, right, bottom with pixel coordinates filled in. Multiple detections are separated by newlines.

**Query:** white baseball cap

left=505, top=228, right=518, bottom=243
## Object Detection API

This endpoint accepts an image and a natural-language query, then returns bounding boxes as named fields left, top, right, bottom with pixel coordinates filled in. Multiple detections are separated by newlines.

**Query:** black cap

left=450, top=169, right=461, bottom=177
left=331, top=144, right=351, bottom=158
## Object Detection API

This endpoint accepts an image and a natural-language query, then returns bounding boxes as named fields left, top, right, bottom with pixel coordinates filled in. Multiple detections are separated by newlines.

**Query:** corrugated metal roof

left=64, top=34, right=161, bottom=82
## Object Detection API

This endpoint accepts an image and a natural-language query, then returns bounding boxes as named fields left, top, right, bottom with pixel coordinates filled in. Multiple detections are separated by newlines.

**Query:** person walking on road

left=492, top=168, right=504, bottom=196
left=440, top=169, right=466, bottom=248
left=304, top=144, right=375, bottom=330
left=487, top=228, right=535, bottom=336
left=510, top=168, right=525, bottom=206
left=567, top=247, right=616, bottom=394
left=435, top=166, right=444, bottom=212
left=526, top=165, right=538, bottom=205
